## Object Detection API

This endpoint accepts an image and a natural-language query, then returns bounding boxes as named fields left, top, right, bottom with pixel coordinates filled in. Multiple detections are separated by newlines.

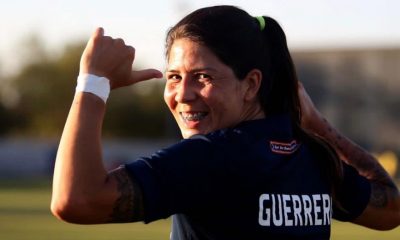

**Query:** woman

left=51, top=5, right=400, bottom=239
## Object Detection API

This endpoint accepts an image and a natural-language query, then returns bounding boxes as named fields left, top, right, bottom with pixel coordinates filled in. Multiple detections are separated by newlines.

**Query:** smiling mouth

left=180, top=112, right=208, bottom=122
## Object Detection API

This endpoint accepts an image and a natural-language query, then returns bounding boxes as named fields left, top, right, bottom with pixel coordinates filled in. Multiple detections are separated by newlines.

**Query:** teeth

left=180, top=112, right=207, bottom=121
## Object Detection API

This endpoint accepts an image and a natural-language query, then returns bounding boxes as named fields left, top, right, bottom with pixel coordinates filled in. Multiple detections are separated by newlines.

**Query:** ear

left=242, top=69, right=262, bottom=101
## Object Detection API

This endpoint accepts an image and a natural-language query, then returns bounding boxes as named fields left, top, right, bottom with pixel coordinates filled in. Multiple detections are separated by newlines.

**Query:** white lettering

left=292, top=195, right=303, bottom=226
left=302, top=195, right=313, bottom=226
left=282, top=194, right=293, bottom=226
left=258, top=193, right=332, bottom=227
left=272, top=194, right=283, bottom=226
left=312, top=194, right=322, bottom=225
left=322, top=194, right=331, bottom=225
left=259, top=194, right=270, bottom=226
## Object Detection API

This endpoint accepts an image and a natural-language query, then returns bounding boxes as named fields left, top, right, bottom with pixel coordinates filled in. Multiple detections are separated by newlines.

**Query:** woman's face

left=164, top=39, right=252, bottom=138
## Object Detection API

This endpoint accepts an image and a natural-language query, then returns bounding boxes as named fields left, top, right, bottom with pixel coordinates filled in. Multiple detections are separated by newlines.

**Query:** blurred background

left=0, top=0, right=399, bottom=239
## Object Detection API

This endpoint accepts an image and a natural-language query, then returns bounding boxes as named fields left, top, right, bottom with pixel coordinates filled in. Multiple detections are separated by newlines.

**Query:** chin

left=181, top=130, right=197, bottom=139
left=180, top=128, right=204, bottom=139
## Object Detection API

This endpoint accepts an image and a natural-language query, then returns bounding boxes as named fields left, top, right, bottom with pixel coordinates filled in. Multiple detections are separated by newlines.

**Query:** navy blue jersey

left=125, top=115, right=371, bottom=239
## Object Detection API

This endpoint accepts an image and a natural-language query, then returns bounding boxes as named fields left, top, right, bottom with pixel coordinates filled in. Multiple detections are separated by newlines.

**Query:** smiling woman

left=164, top=39, right=264, bottom=138
left=51, top=5, right=400, bottom=240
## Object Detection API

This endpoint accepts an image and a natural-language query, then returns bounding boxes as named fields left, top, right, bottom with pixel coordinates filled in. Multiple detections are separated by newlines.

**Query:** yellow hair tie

left=255, top=16, right=266, bottom=31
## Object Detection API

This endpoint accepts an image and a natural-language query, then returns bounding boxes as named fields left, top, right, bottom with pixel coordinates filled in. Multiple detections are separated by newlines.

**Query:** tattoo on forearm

left=370, top=182, right=388, bottom=208
left=107, top=167, right=144, bottom=223
left=322, top=119, right=346, bottom=155
left=320, top=118, right=399, bottom=208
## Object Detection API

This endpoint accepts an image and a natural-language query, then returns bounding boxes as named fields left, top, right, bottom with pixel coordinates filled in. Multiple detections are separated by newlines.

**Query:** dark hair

left=166, top=5, right=300, bottom=123
left=166, top=5, right=342, bottom=196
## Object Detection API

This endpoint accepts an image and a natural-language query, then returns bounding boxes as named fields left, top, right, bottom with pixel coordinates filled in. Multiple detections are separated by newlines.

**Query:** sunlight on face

left=164, top=39, right=250, bottom=138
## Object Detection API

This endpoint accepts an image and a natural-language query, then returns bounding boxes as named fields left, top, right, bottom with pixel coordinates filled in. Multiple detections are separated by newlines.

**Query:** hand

left=80, top=27, right=163, bottom=89
left=298, top=82, right=324, bottom=132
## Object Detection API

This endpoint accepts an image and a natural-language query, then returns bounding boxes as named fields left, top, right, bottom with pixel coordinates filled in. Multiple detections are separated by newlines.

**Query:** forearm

left=299, top=83, right=400, bottom=228
left=312, top=117, right=400, bottom=229
left=314, top=118, right=396, bottom=189
left=51, top=92, right=115, bottom=221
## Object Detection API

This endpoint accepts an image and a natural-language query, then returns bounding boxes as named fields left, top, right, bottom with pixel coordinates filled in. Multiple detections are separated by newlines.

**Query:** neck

left=241, top=102, right=266, bottom=122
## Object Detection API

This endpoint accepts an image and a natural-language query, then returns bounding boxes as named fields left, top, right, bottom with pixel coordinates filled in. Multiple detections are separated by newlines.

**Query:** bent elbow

left=372, top=221, right=399, bottom=231
left=50, top=202, right=70, bottom=222
left=50, top=196, right=95, bottom=224
left=386, top=212, right=400, bottom=230
left=51, top=197, right=80, bottom=223
left=364, top=213, right=400, bottom=231
left=379, top=202, right=400, bottom=230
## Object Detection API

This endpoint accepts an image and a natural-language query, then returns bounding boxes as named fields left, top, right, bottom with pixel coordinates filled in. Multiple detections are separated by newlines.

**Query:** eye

left=166, top=73, right=181, bottom=81
left=196, top=73, right=212, bottom=82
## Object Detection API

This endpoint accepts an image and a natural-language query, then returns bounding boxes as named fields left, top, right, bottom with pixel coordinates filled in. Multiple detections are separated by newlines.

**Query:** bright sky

left=1, top=0, right=399, bottom=75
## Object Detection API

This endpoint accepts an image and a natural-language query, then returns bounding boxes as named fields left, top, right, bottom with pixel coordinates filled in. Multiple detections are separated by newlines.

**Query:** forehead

left=167, top=39, right=223, bottom=71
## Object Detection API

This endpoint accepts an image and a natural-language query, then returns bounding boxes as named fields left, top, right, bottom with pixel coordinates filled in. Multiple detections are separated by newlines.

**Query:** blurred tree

left=104, top=82, right=170, bottom=138
left=0, top=100, right=22, bottom=135
left=8, top=37, right=169, bottom=138
left=10, top=42, right=81, bottom=136
left=0, top=60, right=23, bottom=135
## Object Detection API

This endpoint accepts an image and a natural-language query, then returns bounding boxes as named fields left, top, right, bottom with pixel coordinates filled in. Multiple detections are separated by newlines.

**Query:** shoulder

left=126, top=132, right=230, bottom=174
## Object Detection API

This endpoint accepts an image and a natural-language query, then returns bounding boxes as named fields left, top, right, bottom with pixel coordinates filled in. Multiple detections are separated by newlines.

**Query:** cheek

left=207, top=87, right=243, bottom=116
left=199, top=85, right=217, bottom=101
left=164, top=84, right=176, bottom=109
left=201, top=87, right=230, bottom=106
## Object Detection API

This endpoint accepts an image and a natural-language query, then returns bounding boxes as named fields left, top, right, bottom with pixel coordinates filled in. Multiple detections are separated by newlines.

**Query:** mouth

left=179, top=111, right=208, bottom=125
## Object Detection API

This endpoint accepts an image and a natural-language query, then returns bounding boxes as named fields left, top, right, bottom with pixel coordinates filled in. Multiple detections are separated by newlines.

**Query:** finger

left=130, top=69, right=163, bottom=83
left=93, top=27, right=104, bottom=39
left=114, top=38, right=125, bottom=46
left=126, top=46, right=135, bottom=60
left=86, top=27, right=104, bottom=48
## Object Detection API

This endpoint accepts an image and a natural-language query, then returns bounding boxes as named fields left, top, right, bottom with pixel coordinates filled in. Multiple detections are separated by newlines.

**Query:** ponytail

left=257, top=16, right=343, bottom=198
left=257, top=16, right=301, bottom=125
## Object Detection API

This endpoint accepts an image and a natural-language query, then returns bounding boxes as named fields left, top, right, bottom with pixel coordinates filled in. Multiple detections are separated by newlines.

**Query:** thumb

left=86, top=27, right=104, bottom=47
left=93, top=27, right=104, bottom=38
left=130, top=69, right=163, bottom=83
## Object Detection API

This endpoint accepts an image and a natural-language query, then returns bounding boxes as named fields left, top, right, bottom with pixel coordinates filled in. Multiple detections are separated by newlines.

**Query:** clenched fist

left=80, top=27, right=163, bottom=89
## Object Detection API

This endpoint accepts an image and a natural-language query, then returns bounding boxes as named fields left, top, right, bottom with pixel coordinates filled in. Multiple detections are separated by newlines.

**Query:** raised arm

left=298, top=82, right=400, bottom=230
left=50, top=28, right=162, bottom=224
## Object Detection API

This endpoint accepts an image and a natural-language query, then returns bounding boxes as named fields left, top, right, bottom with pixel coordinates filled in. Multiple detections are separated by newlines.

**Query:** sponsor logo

left=270, top=140, right=300, bottom=154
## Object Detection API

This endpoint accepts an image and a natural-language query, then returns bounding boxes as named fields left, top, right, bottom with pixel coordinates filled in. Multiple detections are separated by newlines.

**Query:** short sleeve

left=125, top=136, right=227, bottom=223
left=333, top=163, right=371, bottom=221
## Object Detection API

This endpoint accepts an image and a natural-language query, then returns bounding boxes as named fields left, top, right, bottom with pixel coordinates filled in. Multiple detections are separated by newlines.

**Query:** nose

left=175, top=77, right=197, bottom=103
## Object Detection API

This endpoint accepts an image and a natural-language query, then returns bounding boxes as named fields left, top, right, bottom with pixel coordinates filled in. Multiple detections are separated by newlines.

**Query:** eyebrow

left=166, top=67, right=218, bottom=73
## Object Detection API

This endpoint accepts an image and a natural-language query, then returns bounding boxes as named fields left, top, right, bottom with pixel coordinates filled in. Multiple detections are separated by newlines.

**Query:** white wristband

left=76, top=73, right=110, bottom=103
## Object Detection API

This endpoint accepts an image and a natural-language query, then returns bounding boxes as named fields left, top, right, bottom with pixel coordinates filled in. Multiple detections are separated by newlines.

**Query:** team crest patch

left=270, top=140, right=300, bottom=154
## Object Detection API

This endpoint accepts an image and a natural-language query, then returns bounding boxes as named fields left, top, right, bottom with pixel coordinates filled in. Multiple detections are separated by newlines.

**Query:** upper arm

left=106, top=166, right=144, bottom=223
left=52, top=166, right=144, bottom=224
left=352, top=182, right=400, bottom=230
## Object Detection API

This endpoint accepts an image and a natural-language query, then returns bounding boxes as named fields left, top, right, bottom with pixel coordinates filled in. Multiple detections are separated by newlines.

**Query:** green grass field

left=0, top=180, right=399, bottom=240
